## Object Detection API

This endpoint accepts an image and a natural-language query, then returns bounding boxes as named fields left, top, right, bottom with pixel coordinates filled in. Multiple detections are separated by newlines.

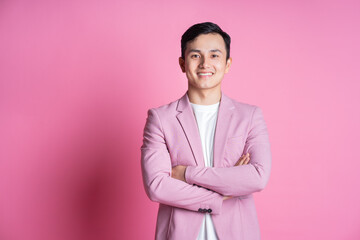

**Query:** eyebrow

left=188, top=49, right=223, bottom=54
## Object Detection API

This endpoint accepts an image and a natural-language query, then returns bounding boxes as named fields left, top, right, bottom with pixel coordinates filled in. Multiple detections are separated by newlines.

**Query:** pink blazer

left=141, top=92, right=271, bottom=240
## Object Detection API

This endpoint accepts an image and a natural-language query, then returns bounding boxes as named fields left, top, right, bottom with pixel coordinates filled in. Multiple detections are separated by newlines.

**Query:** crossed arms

left=171, top=153, right=251, bottom=200
left=141, top=107, right=271, bottom=214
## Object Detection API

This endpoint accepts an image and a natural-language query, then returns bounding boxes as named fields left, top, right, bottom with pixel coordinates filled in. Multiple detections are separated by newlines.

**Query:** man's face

left=179, top=33, right=232, bottom=92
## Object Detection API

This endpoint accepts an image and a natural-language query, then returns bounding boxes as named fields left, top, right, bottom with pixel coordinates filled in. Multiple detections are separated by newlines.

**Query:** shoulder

left=224, top=94, right=269, bottom=130
left=146, top=95, right=182, bottom=118
left=224, top=93, right=260, bottom=115
left=224, top=94, right=267, bottom=130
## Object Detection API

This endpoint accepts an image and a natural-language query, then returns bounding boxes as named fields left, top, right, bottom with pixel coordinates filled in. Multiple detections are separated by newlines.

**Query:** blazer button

left=207, top=209, right=212, bottom=213
left=198, top=208, right=203, bottom=212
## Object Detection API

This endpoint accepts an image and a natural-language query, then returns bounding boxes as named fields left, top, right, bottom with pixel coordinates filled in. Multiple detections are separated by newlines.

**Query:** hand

left=234, top=153, right=250, bottom=166
left=171, top=165, right=187, bottom=182
left=223, top=196, right=233, bottom=200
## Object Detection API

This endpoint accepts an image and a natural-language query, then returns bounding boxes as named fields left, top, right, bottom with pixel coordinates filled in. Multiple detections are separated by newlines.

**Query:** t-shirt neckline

left=190, top=101, right=220, bottom=112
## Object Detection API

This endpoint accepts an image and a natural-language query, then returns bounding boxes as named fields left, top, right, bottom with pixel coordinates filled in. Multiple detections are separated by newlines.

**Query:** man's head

left=181, top=22, right=231, bottom=61
left=179, top=22, right=232, bottom=93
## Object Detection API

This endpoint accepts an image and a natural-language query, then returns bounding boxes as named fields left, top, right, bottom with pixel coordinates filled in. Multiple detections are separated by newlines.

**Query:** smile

left=198, top=73, right=213, bottom=76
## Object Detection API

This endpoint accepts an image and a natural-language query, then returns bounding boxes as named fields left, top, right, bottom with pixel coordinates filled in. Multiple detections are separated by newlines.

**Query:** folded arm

left=183, top=106, right=272, bottom=197
left=141, top=109, right=223, bottom=214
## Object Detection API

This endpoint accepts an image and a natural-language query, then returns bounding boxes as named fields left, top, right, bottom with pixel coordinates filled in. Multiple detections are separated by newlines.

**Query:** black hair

left=181, top=22, right=231, bottom=60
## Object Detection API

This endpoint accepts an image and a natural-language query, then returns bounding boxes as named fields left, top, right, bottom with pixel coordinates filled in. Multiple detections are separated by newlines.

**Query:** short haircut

left=181, top=22, right=231, bottom=60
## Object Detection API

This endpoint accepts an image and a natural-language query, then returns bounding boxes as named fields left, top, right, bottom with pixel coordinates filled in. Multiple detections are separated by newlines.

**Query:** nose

left=199, top=56, right=210, bottom=68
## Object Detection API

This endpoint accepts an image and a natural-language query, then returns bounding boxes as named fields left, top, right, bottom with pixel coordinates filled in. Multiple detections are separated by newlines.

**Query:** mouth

left=197, top=72, right=214, bottom=77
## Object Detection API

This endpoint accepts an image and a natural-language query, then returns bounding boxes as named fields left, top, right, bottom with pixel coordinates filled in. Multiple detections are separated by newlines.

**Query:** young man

left=141, top=22, right=271, bottom=240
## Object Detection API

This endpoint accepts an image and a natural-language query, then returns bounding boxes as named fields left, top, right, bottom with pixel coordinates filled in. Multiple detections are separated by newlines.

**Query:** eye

left=191, top=54, right=200, bottom=59
left=211, top=54, right=219, bottom=58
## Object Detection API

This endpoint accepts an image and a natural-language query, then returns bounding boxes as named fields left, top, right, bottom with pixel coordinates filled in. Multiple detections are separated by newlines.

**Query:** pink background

left=1, top=0, right=360, bottom=239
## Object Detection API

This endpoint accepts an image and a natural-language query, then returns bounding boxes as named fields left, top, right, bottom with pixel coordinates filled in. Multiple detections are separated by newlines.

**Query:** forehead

left=185, top=33, right=226, bottom=52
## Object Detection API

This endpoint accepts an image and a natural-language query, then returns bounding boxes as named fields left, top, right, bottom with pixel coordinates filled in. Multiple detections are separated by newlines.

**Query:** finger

left=240, top=156, right=247, bottom=165
left=239, top=156, right=249, bottom=165
left=242, top=153, right=250, bottom=165
left=235, top=154, right=246, bottom=166
left=238, top=155, right=248, bottom=165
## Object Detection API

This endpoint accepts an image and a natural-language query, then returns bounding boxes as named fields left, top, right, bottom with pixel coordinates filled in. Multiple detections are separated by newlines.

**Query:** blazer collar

left=176, top=92, right=235, bottom=167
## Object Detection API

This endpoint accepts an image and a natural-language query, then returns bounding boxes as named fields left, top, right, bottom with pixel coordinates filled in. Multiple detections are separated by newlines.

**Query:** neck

left=187, top=87, right=221, bottom=105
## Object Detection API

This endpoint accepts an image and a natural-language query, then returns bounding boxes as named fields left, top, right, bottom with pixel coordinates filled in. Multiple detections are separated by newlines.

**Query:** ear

left=179, top=57, right=186, bottom=73
left=224, top=57, right=232, bottom=74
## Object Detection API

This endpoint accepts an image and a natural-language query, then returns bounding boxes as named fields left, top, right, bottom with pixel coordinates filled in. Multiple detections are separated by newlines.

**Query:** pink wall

left=1, top=0, right=360, bottom=239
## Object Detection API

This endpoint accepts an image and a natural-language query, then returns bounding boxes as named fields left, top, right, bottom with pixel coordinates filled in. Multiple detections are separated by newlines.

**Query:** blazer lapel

left=176, top=93, right=205, bottom=167
left=213, top=93, right=235, bottom=167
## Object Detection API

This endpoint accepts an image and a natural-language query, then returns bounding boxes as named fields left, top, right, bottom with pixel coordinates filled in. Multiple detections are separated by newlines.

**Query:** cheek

left=186, top=65, right=197, bottom=76
left=213, top=62, right=225, bottom=71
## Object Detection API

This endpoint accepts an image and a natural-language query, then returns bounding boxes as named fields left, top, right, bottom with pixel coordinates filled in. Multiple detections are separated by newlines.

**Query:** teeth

left=198, top=73, right=213, bottom=76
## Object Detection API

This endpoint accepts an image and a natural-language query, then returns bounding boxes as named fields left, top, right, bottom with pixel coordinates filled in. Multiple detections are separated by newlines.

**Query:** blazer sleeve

left=185, top=106, right=272, bottom=197
left=141, top=108, right=223, bottom=214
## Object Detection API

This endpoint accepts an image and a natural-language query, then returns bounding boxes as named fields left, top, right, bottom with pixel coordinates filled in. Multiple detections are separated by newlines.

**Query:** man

left=141, top=22, right=271, bottom=240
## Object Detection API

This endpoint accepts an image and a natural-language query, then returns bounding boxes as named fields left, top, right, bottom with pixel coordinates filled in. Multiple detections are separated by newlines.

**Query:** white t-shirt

left=190, top=101, right=220, bottom=240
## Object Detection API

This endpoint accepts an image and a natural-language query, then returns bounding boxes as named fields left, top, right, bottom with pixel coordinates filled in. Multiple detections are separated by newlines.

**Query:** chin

left=195, top=85, right=219, bottom=91
left=189, top=79, right=221, bottom=90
